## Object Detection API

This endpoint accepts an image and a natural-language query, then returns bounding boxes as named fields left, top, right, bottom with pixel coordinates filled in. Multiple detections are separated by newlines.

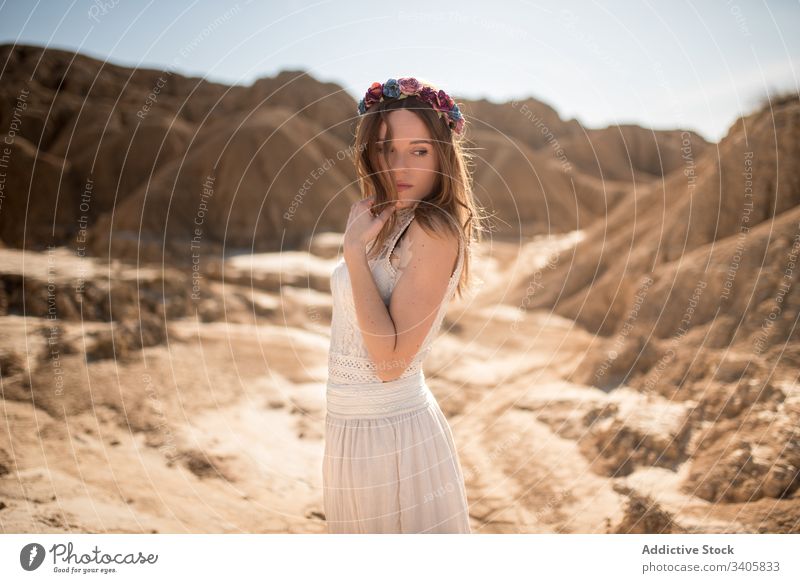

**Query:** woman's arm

left=345, top=220, right=459, bottom=382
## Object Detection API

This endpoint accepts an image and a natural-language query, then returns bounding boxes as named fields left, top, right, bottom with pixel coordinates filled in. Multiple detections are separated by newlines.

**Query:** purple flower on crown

left=398, top=77, right=422, bottom=95
left=435, top=89, right=454, bottom=111
left=417, top=86, right=438, bottom=108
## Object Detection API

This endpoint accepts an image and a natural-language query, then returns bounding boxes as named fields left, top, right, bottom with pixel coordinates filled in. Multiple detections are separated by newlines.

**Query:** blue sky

left=1, top=0, right=798, bottom=142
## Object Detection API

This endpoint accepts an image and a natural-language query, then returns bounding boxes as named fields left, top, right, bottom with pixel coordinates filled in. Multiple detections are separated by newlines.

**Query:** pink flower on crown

left=398, top=77, right=422, bottom=95
left=364, top=82, right=384, bottom=108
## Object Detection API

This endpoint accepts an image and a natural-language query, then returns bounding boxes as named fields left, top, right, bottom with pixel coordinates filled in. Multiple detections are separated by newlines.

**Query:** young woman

left=323, top=77, right=482, bottom=533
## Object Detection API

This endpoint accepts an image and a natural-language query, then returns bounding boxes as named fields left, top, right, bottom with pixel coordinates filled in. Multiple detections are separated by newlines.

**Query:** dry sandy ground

left=0, top=236, right=797, bottom=533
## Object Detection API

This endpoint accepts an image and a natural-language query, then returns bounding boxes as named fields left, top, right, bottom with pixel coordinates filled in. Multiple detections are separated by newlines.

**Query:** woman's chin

left=396, top=196, right=419, bottom=208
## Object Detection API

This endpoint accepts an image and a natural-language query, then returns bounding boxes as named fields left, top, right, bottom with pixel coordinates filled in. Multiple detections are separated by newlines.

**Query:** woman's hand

left=343, top=195, right=397, bottom=254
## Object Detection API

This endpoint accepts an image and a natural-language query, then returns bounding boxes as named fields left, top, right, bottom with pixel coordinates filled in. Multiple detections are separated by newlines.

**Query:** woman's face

left=376, top=109, right=439, bottom=208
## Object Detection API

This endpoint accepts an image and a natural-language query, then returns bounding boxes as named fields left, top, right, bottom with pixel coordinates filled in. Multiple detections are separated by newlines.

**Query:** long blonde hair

left=353, top=93, right=486, bottom=299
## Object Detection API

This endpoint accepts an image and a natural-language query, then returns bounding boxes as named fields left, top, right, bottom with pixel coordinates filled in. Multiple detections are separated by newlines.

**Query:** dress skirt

left=323, top=370, right=471, bottom=533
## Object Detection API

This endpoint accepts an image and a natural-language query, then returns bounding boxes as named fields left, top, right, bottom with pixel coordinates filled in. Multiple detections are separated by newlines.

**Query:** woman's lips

left=397, top=184, right=412, bottom=190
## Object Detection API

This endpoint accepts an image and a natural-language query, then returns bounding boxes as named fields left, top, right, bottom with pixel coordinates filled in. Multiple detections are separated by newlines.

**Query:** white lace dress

left=323, top=205, right=471, bottom=534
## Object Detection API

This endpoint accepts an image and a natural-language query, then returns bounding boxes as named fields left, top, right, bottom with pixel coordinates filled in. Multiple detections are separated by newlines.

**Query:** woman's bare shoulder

left=403, top=219, right=459, bottom=278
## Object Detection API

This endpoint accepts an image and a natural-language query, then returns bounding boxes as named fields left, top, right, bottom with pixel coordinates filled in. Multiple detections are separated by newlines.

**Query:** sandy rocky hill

left=0, top=43, right=797, bottom=533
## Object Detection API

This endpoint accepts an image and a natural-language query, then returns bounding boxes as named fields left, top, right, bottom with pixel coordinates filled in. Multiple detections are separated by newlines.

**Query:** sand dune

left=2, top=230, right=797, bottom=533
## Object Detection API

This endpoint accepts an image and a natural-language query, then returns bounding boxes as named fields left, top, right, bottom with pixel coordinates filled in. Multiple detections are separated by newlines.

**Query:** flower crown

left=357, top=77, right=465, bottom=135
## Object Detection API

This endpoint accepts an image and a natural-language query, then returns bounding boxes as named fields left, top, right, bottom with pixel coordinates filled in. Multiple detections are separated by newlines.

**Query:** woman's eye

left=375, top=148, right=427, bottom=156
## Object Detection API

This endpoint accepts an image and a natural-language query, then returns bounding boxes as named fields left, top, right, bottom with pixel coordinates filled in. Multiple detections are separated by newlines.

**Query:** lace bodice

left=327, top=205, right=464, bottom=385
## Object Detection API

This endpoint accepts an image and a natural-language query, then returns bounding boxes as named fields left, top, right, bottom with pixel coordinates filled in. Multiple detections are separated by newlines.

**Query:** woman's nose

left=387, top=149, right=410, bottom=169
